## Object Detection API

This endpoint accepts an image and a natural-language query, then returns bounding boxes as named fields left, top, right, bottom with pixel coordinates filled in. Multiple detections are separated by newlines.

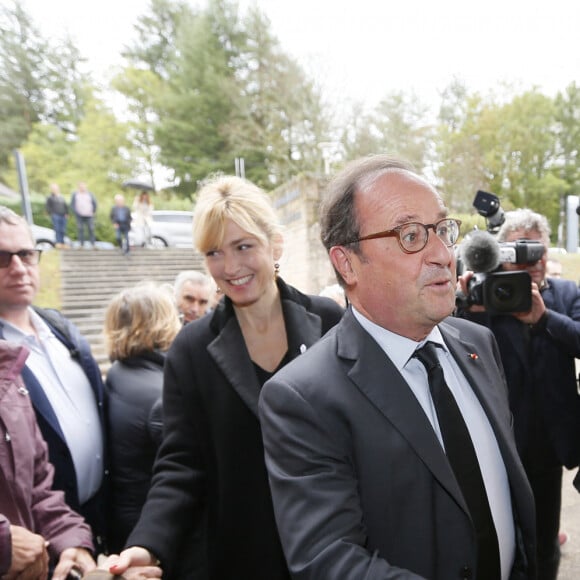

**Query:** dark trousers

left=115, top=225, right=130, bottom=254
left=526, top=463, right=562, bottom=580
left=521, top=425, right=562, bottom=580
left=51, top=214, right=67, bottom=244
left=76, top=216, right=95, bottom=246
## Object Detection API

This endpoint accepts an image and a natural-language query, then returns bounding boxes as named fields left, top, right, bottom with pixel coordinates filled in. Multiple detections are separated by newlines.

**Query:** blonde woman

left=109, top=176, right=344, bottom=579
left=103, top=282, right=181, bottom=554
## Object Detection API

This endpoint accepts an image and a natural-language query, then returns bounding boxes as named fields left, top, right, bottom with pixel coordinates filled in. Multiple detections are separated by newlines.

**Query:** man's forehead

left=357, top=171, right=442, bottom=219
left=0, top=222, right=34, bottom=247
left=181, top=281, right=210, bottom=296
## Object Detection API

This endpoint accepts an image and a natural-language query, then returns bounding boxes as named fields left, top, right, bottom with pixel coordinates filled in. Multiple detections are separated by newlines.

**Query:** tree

left=0, top=1, right=47, bottom=175
left=121, top=0, right=190, bottom=81
left=43, top=36, right=91, bottom=135
left=435, top=80, right=490, bottom=213
left=111, top=67, right=164, bottom=188
left=372, top=91, right=433, bottom=171
left=554, top=82, right=580, bottom=196
left=7, top=123, right=72, bottom=195
left=226, top=4, right=331, bottom=185
left=155, top=8, right=238, bottom=195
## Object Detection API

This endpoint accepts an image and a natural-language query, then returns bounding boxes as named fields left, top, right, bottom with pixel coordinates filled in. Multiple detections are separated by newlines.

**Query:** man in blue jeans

left=45, top=183, right=69, bottom=247
left=70, top=182, right=97, bottom=248
left=110, top=194, right=132, bottom=254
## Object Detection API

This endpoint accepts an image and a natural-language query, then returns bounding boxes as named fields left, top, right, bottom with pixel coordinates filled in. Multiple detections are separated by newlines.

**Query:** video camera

left=456, top=191, right=545, bottom=313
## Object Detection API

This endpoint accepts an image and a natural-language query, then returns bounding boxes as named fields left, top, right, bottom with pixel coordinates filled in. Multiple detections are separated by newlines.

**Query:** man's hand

left=456, top=271, right=486, bottom=313
left=51, top=547, right=96, bottom=580
left=5, top=525, right=49, bottom=580
left=512, top=281, right=546, bottom=325
left=103, top=547, right=162, bottom=580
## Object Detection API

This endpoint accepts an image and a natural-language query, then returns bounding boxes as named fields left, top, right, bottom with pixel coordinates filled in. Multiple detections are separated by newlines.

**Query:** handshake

left=78, top=551, right=162, bottom=580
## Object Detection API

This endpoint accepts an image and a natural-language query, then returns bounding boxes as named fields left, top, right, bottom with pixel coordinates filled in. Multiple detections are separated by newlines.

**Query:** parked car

left=31, top=223, right=114, bottom=250
left=130, top=210, right=194, bottom=248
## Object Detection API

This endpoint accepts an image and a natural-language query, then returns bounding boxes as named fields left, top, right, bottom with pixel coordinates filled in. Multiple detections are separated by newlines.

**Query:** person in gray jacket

left=259, top=155, right=536, bottom=579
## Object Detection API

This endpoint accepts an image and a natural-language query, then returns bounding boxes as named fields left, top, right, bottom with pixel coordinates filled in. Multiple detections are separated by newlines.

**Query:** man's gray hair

left=497, top=208, right=551, bottom=244
left=174, top=270, right=213, bottom=298
left=0, top=206, right=34, bottom=244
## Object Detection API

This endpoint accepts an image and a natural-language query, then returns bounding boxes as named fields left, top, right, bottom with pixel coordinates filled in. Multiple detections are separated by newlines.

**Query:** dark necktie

left=414, top=342, right=501, bottom=579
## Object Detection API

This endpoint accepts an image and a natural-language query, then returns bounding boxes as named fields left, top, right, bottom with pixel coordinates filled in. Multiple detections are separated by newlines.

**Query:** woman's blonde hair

left=193, top=175, right=282, bottom=253
left=103, top=282, right=181, bottom=361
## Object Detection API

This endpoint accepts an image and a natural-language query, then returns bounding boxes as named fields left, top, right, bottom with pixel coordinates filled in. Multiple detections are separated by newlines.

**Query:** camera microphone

left=459, top=230, right=501, bottom=273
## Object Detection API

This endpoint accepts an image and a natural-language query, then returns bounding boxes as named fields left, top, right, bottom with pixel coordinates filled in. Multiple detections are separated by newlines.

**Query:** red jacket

left=0, top=341, right=93, bottom=575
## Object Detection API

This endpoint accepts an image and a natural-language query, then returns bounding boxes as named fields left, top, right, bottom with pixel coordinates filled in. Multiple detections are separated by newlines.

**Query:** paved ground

left=557, top=468, right=580, bottom=578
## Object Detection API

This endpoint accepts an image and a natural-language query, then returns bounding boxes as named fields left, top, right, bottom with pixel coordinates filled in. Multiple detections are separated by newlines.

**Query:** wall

left=271, top=174, right=336, bottom=295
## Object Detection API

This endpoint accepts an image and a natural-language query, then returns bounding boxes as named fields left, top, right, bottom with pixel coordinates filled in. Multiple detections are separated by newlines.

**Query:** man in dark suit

left=259, top=155, right=537, bottom=579
left=458, top=208, right=580, bottom=580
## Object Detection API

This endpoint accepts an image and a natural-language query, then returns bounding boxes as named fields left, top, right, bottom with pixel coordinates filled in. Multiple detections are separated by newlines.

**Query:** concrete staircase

left=59, top=247, right=205, bottom=375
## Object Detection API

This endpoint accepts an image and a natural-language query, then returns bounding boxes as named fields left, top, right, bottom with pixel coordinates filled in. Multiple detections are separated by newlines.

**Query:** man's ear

left=329, top=246, right=357, bottom=285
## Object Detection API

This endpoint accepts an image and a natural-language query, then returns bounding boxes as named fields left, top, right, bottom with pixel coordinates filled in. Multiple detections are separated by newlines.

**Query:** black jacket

left=457, top=277, right=580, bottom=469
left=105, top=350, right=165, bottom=553
left=126, top=278, right=344, bottom=579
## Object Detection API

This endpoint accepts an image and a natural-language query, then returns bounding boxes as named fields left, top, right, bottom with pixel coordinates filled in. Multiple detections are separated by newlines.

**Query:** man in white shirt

left=259, top=155, right=537, bottom=579
left=0, top=206, right=107, bottom=553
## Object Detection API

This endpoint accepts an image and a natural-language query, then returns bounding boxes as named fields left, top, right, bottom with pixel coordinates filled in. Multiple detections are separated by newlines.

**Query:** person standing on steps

left=132, top=191, right=154, bottom=247
left=71, top=182, right=98, bottom=248
left=45, top=183, right=69, bottom=248
left=110, top=194, right=132, bottom=255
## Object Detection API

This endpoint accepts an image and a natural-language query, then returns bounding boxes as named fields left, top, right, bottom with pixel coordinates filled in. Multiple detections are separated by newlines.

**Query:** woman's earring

left=274, top=262, right=280, bottom=279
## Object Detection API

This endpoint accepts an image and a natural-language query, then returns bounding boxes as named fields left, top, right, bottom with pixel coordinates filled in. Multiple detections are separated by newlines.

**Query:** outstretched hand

left=52, top=547, right=96, bottom=580
left=102, top=547, right=162, bottom=580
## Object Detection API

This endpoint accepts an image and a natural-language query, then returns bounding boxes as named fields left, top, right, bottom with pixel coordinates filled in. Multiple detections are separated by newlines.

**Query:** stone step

left=59, top=247, right=206, bottom=376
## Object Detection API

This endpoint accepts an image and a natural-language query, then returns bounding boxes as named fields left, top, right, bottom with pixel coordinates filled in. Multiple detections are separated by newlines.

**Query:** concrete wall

left=271, top=174, right=337, bottom=295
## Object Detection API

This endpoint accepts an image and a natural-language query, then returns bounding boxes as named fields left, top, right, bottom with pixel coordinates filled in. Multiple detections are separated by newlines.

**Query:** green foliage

left=155, top=9, right=238, bottom=196
left=0, top=2, right=91, bottom=180
left=0, top=1, right=46, bottom=173
left=3, top=0, right=580, bottom=248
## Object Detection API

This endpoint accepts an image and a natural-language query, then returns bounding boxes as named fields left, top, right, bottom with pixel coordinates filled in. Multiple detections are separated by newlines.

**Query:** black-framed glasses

left=344, top=218, right=462, bottom=254
left=0, top=249, right=42, bottom=268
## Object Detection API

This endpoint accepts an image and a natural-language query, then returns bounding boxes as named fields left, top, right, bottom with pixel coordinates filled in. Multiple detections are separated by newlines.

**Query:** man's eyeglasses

left=344, top=218, right=462, bottom=254
left=0, top=249, right=42, bottom=268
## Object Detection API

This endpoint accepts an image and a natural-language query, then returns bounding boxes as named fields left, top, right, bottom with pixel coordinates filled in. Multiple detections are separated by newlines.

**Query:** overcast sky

left=19, top=0, right=580, bottom=112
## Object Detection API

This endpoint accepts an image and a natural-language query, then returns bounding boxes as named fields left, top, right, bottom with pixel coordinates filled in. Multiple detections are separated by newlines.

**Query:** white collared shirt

left=352, top=308, right=515, bottom=580
left=2, top=309, right=103, bottom=504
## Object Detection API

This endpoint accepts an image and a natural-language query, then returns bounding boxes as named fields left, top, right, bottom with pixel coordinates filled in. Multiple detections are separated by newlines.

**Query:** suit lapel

left=208, top=298, right=324, bottom=418
left=21, top=365, right=66, bottom=440
left=282, top=298, right=324, bottom=359
left=208, top=315, right=261, bottom=417
left=338, top=312, right=467, bottom=510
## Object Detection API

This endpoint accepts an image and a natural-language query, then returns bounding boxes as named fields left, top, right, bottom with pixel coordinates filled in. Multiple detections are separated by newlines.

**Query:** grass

left=36, top=249, right=61, bottom=309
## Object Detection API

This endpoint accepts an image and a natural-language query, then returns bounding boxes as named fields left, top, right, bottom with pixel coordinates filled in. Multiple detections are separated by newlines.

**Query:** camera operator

left=457, top=208, right=580, bottom=580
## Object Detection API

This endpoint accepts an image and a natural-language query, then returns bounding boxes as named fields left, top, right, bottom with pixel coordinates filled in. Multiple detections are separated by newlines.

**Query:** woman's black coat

left=105, top=351, right=165, bottom=553
left=125, top=278, right=344, bottom=579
